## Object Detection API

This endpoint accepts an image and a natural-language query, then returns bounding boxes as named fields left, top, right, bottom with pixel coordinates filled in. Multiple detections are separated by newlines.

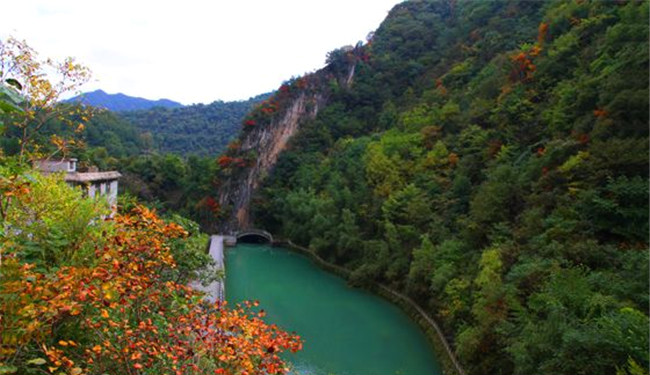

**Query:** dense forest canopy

left=241, top=1, right=649, bottom=374
left=83, top=95, right=270, bottom=222
left=1, top=85, right=268, bottom=225
left=119, top=94, right=270, bottom=156
left=41, top=93, right=270, bottom=158
left=77, top=95, right=270, bottom=223
left=65, top=89, right=183, bottom=112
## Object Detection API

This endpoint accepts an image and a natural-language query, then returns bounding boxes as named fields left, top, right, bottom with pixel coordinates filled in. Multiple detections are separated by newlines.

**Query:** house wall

left=79, top=180, right=119, bottom=216
left=108, top=180, right=119, bottom=209
left=88, top=184, right=96, bottom=199
left=36, top=159, right=77, bottom=173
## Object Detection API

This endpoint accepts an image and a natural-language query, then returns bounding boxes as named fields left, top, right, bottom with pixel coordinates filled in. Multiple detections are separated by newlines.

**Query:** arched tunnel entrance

left=235, top=229, right=273, bottom=244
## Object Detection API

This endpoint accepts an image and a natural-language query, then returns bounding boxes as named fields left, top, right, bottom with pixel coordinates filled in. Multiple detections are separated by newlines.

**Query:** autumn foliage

left=0, top=37, right=93, bottom=161
left=0, top=173, right=301, bottom=375
left=198, top=196, right=221, bottom=215
left=509, top=47, right=540, bottom=82
left=217, top=155, right=248, bottom=169
left=508, top=22, right=548, bottom=83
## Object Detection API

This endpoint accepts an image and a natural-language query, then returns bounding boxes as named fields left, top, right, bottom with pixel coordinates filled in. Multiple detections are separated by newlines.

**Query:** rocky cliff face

left=217, top=91, right=326, bottom=232
left=215, top=47, right=363, bottom=233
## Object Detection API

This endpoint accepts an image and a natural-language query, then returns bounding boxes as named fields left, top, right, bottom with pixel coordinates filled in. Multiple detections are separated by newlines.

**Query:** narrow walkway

left=190, top=235, right=225, bottom=303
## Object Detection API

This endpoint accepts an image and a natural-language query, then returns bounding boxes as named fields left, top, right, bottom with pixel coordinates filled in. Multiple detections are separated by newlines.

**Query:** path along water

left=225, top=243, right=442, bottom=375
left=190, top=235, right=225, bottom=303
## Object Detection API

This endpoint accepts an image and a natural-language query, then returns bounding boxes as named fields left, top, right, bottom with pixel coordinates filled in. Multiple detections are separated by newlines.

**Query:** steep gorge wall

left=217, top=90, right=327, bottom=232
left=214, top=43, right=370, bottom=233
left=215, top=45, right=364, bottom=233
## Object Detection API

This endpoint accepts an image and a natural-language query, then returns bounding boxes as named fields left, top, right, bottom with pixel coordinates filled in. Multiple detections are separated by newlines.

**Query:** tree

left=0, top=37, right=92, bottom=160
left=0, top=81, right=24, bottom=126
left=407, top=235, right=435, bottom=296
left=0, top=171, right=302, bottom=375
left=457, top=247, right=513, bottom=375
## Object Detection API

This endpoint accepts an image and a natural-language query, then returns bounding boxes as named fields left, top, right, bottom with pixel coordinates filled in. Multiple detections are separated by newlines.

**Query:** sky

left=3, top=0, right=402, bottom=105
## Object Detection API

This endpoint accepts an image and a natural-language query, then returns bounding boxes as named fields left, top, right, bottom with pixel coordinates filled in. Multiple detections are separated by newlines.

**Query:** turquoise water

left=225, top=243, right=442, bottom=375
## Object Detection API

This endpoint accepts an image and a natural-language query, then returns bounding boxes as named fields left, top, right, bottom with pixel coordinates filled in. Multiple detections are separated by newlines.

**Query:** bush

left=0, top=167, right=302, bottom=375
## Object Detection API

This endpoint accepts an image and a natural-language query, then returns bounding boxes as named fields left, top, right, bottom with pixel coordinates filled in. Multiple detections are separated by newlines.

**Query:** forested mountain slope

left=4, top=94, right=269, bottom=159
left=66, top=89, right=182, bottom=111
left=79, top=94, right=269, bottom=221
left=218, top=1, right=649, bottom=374
left=119, top=93, right=270, bottom=155
left=0, top=92, right=271, bottom=224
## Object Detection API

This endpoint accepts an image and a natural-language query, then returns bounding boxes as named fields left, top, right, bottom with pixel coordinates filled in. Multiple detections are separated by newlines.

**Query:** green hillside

left=119, top=94, right=269, bottom=156
left=65, top=89, right=182, bottom=111
left=250, top=1, right=649, bottom=374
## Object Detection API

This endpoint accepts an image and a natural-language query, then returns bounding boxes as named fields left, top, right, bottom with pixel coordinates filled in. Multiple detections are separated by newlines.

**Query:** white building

left=34, top=158, right=121, bottom=213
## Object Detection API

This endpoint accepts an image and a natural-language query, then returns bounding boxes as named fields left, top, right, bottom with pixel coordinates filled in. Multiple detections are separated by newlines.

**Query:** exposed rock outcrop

left=216, top=46, right=364, bottom=233
left=218, top=91, right=326, bottom=232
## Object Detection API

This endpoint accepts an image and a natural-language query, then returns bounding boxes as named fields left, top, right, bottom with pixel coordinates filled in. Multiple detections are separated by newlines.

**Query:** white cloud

left=3, top=0, right=400, bottom=104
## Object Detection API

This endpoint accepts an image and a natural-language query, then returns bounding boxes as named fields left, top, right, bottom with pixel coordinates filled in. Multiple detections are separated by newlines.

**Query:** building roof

left=64, top=171, right=122, bottom=183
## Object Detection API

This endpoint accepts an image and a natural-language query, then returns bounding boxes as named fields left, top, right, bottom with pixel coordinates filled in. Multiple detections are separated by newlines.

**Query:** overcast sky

left=3, top=0, right=401, bottom=105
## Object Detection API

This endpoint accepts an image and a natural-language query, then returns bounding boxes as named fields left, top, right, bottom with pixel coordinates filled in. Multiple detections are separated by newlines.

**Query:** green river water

left=225, top=243, right=442, bottom=375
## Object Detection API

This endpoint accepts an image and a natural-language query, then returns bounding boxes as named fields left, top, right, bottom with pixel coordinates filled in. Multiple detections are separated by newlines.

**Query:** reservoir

left=225, top=243, right=442, bottom=375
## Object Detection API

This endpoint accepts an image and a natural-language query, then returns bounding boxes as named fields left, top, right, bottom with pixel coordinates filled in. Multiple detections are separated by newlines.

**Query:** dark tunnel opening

left=236, top=233, right=271, bottom=244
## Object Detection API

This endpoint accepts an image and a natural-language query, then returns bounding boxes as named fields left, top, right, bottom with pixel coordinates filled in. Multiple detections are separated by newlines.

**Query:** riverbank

left=227, top=242, right=442, bottom=375
left=276, top=239, right=465, bottom=375
left=191, top=235, right=225, bottom=302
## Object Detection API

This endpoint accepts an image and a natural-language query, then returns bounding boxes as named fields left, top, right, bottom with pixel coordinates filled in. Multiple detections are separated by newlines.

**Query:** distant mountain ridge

left=66, top=89, right=183, bottom=111
left=118, top=92, right=271, bottom=155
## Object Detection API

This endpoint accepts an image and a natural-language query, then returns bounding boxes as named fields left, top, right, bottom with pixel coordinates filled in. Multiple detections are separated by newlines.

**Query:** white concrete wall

left=108, top=181, right=119, bottom=209
left=67, top=160, right=77, bottom=172
left=78, top=179, right=120, bottom=218
left=88, top=184, right=96, bottom=199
